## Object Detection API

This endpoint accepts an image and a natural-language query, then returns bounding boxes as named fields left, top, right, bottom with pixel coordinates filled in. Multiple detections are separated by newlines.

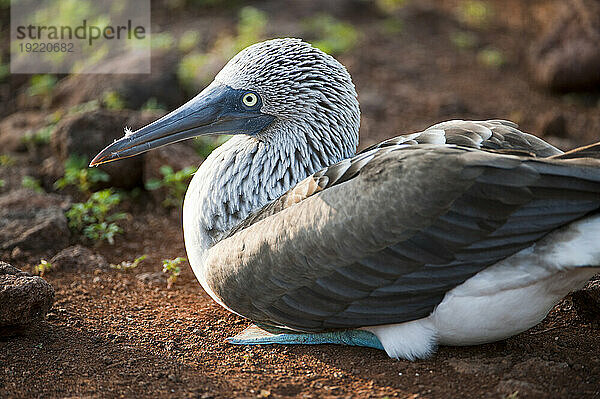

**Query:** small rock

left=0, top=262, right=29, bottom=276
left=0, top=190, right=70, bottom=258
left=0, top=261, right=54, bottom=331
left=508, top=357, right=570, bottom=379
left=51, top=109, right=162, bottom=189
left=571, top=275, right=600, bottom=323
left=446, top=356, right=513, bottom=375
left=49, top=245, right=109, bottom=271
left=136, top=272, right=164, bottom=285
left=496, top=379, right=544, bottom=397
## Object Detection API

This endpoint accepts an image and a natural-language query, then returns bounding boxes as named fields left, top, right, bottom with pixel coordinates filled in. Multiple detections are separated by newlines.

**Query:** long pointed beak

left=90, top=84, right=274, bottom=166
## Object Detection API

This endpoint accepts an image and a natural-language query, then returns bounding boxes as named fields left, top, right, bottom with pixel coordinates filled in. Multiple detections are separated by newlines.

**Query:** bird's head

left=90, top=38, right=360, bottom=166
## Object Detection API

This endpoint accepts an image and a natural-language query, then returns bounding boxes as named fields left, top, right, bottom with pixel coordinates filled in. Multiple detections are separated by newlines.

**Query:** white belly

left=433, top=266, right=597, bottom=345
left=364, top=214, right=600, bottom=360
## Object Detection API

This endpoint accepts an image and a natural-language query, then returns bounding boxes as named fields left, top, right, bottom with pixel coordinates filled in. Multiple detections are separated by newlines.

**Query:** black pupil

left=246, top=95, right=253, bottom=103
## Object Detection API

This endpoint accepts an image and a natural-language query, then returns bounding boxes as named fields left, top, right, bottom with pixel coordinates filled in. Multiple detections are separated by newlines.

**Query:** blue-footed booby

left=91, top=38, right=600, bottom=360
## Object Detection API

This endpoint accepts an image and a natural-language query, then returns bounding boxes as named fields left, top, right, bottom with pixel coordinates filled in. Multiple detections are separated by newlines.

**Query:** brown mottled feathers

left=361, top=120, right=562, bottom=157
left=207, top=121, right=600, bottom=331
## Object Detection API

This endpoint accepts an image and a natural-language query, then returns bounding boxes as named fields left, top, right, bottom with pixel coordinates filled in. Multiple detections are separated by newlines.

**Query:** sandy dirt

left=1, top=1, right=600, bottom=397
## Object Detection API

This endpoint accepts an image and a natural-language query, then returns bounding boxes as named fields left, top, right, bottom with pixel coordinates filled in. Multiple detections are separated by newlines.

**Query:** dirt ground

left=2, top=1, right=600, bottom=398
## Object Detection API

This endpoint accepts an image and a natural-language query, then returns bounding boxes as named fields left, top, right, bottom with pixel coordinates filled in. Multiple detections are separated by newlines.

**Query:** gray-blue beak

left=90, top=85, right=274, bottom=166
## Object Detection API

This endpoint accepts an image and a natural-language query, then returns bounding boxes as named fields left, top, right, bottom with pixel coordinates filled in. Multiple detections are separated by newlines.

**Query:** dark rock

left=137, top=272, right=165, bottom=285
left=51, top=109, right=163, bottom=189
left=0, top=190, right=70, bottom=257
left=0, top=262, right=29, bottom=277
left=51, top=50, right=185, bottom=110
left=0, top=261, right=54, bottom=331
left=571, top=275, right=600, bottom=323
left=529, top=0, right=600, bottom=92
left=0, top=111, right=47, bottom=152
left=49, top=245, right=109, bottom=271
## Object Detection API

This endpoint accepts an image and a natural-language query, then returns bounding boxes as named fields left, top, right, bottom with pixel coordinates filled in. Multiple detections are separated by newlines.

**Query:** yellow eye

left=242, top=92, right=258, bottom=107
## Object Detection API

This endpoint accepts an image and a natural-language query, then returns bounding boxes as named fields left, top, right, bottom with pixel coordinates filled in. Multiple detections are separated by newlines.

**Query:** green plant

left=162, top=257, right=185, bottom=289
left=450, top=31, right=478, bottom=50
left=375, top=0, right=406, bottom=14
left=478, top=47, right=505, bottom=68
left=235, top=6, right=268, bottom=51
left=67, top=100, right=100, bottom=116
left=177, top=52, right=209, bottom=90
left=27, top=74, right=58, bottom=97
left=0, top=63, right=8, bottom=83
left=111, top=254, right=147, bottom=271
left=65, top=189, right=127, bottom=244
left=177, top=6, right=268, bottom=92
left=151, top=32, right=176, bottom=50
left=381, top=18, right=403, bottom=35
left=456, top=0, right=493, bottom=28
left=0, top=154, right=15, bottom=166
left=54, top=154, right=110, bottom=193
left=178, top=30, right=201, bottom=53
left=303, top=14, right=360, bottom=55
left=141, top=97, right=167, bottom=112
left=145, top=165, right=197, bottom=207
left=194, top=135, right=231, bottom=158
left=34, top=259, right=53, bottom=276
left=0, top=179, right=5, bottom=188
left=22, top=124, right=53, bottom=148
left=21, top=176, right=43, bottom=193
left=102, top=90, right=126, bottom=110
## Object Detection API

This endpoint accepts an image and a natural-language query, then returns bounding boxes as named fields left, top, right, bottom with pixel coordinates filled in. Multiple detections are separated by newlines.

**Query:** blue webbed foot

left=226, top=324, right=384, bottom=350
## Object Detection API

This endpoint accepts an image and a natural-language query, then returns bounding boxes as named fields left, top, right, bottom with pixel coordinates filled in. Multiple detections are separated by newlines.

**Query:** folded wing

left=204, top=123, right=599, bottom=331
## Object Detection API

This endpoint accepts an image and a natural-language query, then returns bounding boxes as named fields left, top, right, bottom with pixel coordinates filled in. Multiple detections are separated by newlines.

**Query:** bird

left=91, top=38, right=600, bottom=360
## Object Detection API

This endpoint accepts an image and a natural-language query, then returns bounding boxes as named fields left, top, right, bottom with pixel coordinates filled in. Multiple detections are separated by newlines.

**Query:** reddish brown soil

left=2, top=1, right=600, bottom=398
left=2, top=209, right=600, bottom=398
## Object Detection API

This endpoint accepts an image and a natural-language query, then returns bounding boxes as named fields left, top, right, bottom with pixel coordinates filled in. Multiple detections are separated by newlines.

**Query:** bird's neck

left=183, top=128, right=356, bottom=268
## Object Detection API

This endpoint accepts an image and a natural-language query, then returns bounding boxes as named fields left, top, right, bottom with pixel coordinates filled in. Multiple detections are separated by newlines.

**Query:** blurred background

left=0, top=0, right=600, bottom=259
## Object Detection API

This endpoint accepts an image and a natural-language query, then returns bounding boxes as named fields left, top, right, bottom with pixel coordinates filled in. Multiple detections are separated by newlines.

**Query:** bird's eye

left=242, top=92, right=259, bottom=107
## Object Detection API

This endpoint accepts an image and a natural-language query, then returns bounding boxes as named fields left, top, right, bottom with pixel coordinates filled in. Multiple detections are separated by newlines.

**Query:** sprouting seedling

left=0, top=154, right=16, bottom=166
left=162, top=257, right=186, bottom=289
left=21, top=176, right=44, bottom=193
left=65, top=189, right=127, bottom=244
left=110, top=255, right=147, bottom=271
left=21, top=125, right=53, bottom=149
left=145, top=165, right=197, bottom=208
left=54, top=154, right=110, bottom=193
left=34, top=259, right=53, bottom=276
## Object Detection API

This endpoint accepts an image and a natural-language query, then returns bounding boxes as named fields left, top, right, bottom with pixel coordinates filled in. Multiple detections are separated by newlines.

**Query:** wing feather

left=204, top=137, right=599, bottom=331
left=361, top=119, right=562, bottom=157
